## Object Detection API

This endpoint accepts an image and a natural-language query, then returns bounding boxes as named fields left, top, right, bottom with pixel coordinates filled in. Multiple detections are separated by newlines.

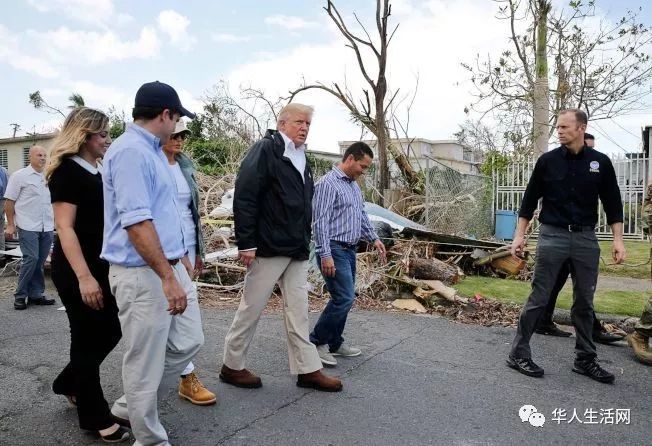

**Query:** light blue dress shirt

left=101, top=123, right=188, bottom=267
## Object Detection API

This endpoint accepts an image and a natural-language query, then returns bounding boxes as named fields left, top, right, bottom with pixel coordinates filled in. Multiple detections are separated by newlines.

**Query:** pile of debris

left=195, top=172, right=529, bottom=327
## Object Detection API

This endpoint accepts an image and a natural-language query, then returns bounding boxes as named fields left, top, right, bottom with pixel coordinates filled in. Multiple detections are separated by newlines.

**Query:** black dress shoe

left=29, top=296, right=55, bottom=305
left=110, top=414, right=131, bottom=428
left=535, top=323, right=572, bottom=337
left=572, top=358, right=615, bottom=384
left=506, top=356, right=544, bottom=377
left=14, top=297, right=27, bottom=310
left=594, top=330, right=624, bottom=345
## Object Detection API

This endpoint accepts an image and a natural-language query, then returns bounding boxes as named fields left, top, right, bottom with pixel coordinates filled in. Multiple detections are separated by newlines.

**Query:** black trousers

left=51, top=258, right=122, bottom=431
left=511, top=225, right=600, bottom=361
left=538, top=260, right=602, bottom=333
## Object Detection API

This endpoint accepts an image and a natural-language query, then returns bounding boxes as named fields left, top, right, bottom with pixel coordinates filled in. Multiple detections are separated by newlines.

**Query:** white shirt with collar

left=4, top=165, right=54, bottom=232
left=71, top=155, right=103, bottom=175
left=279, top=131, right=307, bottom=182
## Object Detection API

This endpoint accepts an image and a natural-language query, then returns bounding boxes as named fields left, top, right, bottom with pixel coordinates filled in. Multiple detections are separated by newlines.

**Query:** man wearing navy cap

left=101, top=81, right=204, bottom=445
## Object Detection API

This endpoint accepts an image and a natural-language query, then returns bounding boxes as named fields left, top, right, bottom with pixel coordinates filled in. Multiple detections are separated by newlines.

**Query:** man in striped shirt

left=310, top=142, right=387, bottom=366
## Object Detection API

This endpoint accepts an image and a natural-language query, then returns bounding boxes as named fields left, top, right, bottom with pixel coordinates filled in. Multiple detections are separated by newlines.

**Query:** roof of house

left=0, top=132, right=58, bottom=145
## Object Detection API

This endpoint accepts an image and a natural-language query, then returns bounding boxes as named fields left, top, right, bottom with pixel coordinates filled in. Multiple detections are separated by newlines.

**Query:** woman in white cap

left=161, top=120, right=216, bottom=405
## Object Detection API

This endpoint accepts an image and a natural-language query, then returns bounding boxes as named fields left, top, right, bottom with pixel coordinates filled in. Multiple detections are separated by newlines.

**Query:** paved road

left=0, top=298, right=649, bottom=446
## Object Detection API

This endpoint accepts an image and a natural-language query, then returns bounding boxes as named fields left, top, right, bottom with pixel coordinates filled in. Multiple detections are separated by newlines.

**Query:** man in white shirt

left=4, top=145, right=55, bottom=310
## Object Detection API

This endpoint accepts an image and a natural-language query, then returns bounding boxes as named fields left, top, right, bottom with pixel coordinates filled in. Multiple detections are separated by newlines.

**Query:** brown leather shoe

left=219, top=365, right=262, bottom=388
left=297, top=370, right=343, bottom=392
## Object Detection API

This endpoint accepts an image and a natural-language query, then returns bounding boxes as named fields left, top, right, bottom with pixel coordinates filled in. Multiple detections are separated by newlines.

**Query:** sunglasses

left=171, top=133, right=188, bottom=141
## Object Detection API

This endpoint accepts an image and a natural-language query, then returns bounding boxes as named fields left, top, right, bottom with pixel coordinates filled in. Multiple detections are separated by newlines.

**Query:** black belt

left=332, top=240, right=357, bottom=249
left=564, top=224, right=595, bottom=232
left=168, top=258, right=180, bottom=265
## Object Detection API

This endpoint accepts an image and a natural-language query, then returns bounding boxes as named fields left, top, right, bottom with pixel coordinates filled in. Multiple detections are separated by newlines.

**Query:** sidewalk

left=0, top=301, right=649, bottom=445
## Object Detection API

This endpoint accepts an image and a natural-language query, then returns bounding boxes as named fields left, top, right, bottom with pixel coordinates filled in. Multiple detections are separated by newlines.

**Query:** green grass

left=597, top=240, right=651, bottom=280
left=455, top=275, right=648, bottom=317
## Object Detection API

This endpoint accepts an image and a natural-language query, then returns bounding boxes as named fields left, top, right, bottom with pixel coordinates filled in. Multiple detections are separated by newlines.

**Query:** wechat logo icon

left=519, top=404, right=546, bottom=428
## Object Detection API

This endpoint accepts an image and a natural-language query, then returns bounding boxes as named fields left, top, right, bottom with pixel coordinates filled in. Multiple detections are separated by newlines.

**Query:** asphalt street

left=0, top=297, right=649, bottom=446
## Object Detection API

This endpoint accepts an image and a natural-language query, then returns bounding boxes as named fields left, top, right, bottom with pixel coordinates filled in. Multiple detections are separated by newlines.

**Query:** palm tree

left=68, top=93, right=85, bottom=109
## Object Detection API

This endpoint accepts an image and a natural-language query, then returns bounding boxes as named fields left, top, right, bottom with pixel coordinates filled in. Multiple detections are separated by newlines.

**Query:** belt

left=565, top=224, right=595, bottom=232
left=168, top=258, right=180, bottom=265
left=332, top=240, right=357, bottom=249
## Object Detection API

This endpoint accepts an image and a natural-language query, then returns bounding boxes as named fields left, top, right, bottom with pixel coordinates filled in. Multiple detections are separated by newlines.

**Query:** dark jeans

left=511, top=225, right=600, bottom=361
left=310, top=241, right=357, bottom=352
left=15, top=228, right=53, bottom=299
left=51, top=259, right=122, bottom=431
left=538, top=260, right=602, bottom=334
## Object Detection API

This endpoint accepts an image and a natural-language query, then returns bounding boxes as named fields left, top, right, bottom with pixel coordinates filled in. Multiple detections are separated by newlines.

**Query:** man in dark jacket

left=220, top=103, right=343, bottom=392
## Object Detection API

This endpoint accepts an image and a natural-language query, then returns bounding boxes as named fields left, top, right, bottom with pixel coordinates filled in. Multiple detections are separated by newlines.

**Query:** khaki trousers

left=110, top=263, right=204, bottom=446
left=223, top=256, right=322, bottom=375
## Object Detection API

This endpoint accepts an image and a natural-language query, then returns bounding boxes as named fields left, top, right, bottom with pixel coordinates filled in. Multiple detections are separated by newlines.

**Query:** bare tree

left=462, top=0, right=652, bottom=156
left=287, top=0, right=422, bottom=198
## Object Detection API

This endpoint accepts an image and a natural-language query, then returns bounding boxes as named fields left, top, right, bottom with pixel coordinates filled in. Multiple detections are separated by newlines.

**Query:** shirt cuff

left=120, top=209, right=153, bottom=229
left=239, top=248, right=257, bottom=252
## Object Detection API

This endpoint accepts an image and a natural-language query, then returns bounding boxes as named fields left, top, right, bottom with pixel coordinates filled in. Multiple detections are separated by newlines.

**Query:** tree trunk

left=533, top=0, right=551, bottom=156
left=406, top=258, right=459, bottom=284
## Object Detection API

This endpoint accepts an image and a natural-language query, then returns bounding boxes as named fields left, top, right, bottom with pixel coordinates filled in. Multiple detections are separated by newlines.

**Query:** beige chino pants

left=223, top=256, right=322, bottom=375
left=110, top=262, right=204, bottom=446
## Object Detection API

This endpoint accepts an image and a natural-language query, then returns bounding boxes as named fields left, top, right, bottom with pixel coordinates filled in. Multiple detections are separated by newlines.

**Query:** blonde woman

left=47, top=108, right=130, bottom=443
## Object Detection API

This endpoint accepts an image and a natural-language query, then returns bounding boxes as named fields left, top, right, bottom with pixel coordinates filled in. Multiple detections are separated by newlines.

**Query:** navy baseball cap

left=134, top=81, right=196, bottom=119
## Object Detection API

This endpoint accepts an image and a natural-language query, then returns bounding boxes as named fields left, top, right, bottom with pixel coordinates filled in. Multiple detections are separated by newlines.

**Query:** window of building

left=0, top=149, right=7, bottom=169
left=23, top=147, right=30, bottom=167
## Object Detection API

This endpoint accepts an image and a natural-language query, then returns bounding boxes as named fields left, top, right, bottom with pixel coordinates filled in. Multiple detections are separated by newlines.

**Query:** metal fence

left=493, top=154, right=650, bottom=239
left=423, top=157, right=493, bottom=238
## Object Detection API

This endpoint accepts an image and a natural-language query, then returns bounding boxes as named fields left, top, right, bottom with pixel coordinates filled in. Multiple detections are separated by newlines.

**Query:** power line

left=591, top=122, right=632, bottom=154
left=609, top=119, right=641, bottom=139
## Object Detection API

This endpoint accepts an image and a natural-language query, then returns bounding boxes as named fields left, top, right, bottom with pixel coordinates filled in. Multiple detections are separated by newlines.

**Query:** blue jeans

left=15, top=228, right=53, bottom=300
left=310, top=241, right=356, bottom=351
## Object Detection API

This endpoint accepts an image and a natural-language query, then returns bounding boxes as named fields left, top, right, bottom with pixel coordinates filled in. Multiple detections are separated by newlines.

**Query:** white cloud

left=32, top=26, right=160, bottom=65
left=0, top=25, right=60, bottom=78
left=157, top=10, right=196, bottom=51
left=264, top=14, right=319, bottom=30
left=26, top=0, right=133, bottom=27
left=211, top=33, right=252, bottom=43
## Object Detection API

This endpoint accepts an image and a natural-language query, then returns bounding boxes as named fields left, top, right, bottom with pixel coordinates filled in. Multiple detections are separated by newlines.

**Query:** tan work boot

left=297, top=369, right=343, bottom=392
left=627, top=332, right=652, bottom=365
left=179, top=372, right=217, bottom=405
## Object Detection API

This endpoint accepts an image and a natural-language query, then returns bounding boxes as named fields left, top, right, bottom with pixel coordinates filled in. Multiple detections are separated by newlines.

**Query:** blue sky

left=1, top=0, right=651, bottom=155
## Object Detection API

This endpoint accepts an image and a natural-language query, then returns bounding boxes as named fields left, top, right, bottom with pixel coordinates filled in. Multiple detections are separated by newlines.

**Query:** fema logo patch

left=589, top=161, right=600, bottom=173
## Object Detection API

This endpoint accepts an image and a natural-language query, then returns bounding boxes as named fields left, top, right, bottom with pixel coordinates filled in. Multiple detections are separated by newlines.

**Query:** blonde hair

left=45, top=107, right=109, bottom=182
left=277, top=103, right=314, bottom=127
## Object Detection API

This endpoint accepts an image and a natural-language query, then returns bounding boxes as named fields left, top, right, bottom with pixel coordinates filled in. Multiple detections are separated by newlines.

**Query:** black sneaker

left=100, top=426, right=130, bottom=443
left=535, top=323, right=572, bottom=337
left=506, top=355, right=544, bottom=377
left=14, top=297, right=27, bottom=310
left=572, top=358, right=615, bottom=384
left=29, top=296, right=55, bottom=305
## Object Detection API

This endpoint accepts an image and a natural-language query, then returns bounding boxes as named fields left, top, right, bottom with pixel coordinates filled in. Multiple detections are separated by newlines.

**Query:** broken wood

left=391, top=299, right=427, bottom=313
left=491, top=255, right=527, bottom=276
left=406, top=258, right=459, bottom=284
left=473, top=250, right=513, bottom=266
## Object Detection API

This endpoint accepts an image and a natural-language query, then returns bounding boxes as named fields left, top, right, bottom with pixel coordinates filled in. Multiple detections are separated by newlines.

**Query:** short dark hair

left=132, top=106, right=179, bottom=121
left=343, top=142, right=374, bottom=162
left=559, top=108, right=588, bottom=125
left=584, top=133, right=595, bottom=140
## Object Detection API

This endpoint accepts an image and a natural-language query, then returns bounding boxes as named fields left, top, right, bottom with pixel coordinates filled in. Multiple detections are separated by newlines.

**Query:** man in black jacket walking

left=220, top=103, right=343, bottom=392
left=507, top=109, right=626, bottom=384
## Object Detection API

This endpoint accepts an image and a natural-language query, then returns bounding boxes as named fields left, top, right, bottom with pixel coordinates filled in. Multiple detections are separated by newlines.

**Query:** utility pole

left=10, top=123, right=20, bottom=138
